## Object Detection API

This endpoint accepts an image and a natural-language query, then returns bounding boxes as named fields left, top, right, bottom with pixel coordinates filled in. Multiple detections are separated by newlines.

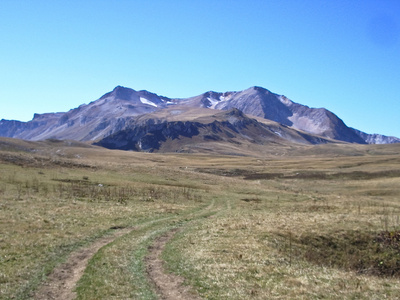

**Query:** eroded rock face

left=96, top=121, right=201, bottom=151
left=351, top=129, right=400, bottom=144
left=0, top=119, right=25, bottom=137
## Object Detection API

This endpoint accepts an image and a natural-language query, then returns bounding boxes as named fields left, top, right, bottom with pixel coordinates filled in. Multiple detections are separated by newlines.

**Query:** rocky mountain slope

left=95, top=108, right=334, bottom=153
left=351, top=129, right=400, bottom=144
left=0, top=87, right=169, bottom=141
left=0, top=86, right=398, bottom=147
left=183, top=86, right=369, bottom=143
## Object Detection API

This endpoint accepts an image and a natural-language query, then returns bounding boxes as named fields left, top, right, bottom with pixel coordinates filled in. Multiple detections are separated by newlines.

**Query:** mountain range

left=0, top=85, right=399, bottom=153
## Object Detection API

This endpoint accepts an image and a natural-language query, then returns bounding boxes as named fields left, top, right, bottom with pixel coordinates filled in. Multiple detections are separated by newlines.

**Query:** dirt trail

left=34, top=227, right=133, bottom=300
left=146, top=229, right=201, bottom=300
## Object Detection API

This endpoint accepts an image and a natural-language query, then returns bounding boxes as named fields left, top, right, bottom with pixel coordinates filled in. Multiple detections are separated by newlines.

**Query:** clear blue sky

left=1, top=0, right=399, bottom=137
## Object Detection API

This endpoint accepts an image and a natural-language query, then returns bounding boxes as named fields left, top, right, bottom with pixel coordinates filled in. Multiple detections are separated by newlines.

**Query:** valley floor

left=1, top=139, right=400, bottom=299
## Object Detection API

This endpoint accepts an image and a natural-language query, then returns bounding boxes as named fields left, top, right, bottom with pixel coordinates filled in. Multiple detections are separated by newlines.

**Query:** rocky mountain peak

left=247, top=86, right=273, bottom=94
left=203, top=91, right=221, bottom=98
left=99, top=86, right=137, bottom=101
left=224, top=108, right=246, bottom=118
left=112, top=86, right=138, bottom=101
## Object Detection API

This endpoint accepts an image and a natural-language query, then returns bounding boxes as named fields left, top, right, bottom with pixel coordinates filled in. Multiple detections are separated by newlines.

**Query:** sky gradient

left=1, top=0, right=399, bottom=137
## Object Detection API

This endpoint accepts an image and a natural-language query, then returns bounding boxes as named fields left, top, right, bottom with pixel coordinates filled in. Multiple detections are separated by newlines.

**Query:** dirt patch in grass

left=146, top=229, right=200, bottom=300
left=293, top=230, right=400, bottom=277
left=33, top=227, right=134, bottom=300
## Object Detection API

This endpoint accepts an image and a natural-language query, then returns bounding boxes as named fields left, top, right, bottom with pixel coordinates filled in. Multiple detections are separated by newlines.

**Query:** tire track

left=34, top=199, right=219, bottom=299
left=145, top=198, right=221, bottom=300
left=33, top=227, right=134, bottom=300
left=146, top=229, right=201, bottom=300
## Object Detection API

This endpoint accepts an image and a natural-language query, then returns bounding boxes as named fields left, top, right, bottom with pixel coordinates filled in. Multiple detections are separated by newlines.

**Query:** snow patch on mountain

left=279, top=95, right=293, bottom=106
left=207, top=97, right=219, bottom=109
left=140, top=97, right=158, bottom=107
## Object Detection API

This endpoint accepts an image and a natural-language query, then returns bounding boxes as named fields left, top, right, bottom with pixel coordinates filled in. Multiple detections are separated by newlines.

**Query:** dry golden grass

left=0, top=141, right=208, bottom=299
left=1, top=138, right=400, bottom=299
left=163, top=144, right=400, bottom=299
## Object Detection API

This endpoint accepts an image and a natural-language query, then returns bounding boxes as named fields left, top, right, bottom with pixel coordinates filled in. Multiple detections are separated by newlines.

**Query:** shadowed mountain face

left=0, top=85, right=399, bottom=147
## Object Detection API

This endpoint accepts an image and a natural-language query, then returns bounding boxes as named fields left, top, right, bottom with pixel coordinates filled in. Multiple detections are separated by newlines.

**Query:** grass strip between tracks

left=74, top=199, right=218, bottom=299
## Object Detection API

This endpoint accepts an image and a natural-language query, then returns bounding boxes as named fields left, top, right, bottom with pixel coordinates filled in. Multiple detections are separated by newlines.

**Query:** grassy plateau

left=0, top=138, right=400, bottom=299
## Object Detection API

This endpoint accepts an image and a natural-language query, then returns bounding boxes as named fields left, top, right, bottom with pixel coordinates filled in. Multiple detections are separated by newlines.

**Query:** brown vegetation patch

left=52, top=178, right=93, bottom=185
left=0, top=152, right=95, bottom=169
left=292, top=230, right=400, bottom=277
left=241, top=198, right=261, bottom=203
left=244, top=170, right=400, bottom=180
left=194, top=168, right=253, bottom=177
left=376, top=231, right=400, bottom=250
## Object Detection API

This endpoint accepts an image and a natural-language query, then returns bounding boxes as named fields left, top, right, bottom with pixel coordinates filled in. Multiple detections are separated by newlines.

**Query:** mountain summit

left=0, top=86, right=170, bottom=141
left=183, top=86, right=366, bottom=143
left=0, top=85, right=398, bottom=147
